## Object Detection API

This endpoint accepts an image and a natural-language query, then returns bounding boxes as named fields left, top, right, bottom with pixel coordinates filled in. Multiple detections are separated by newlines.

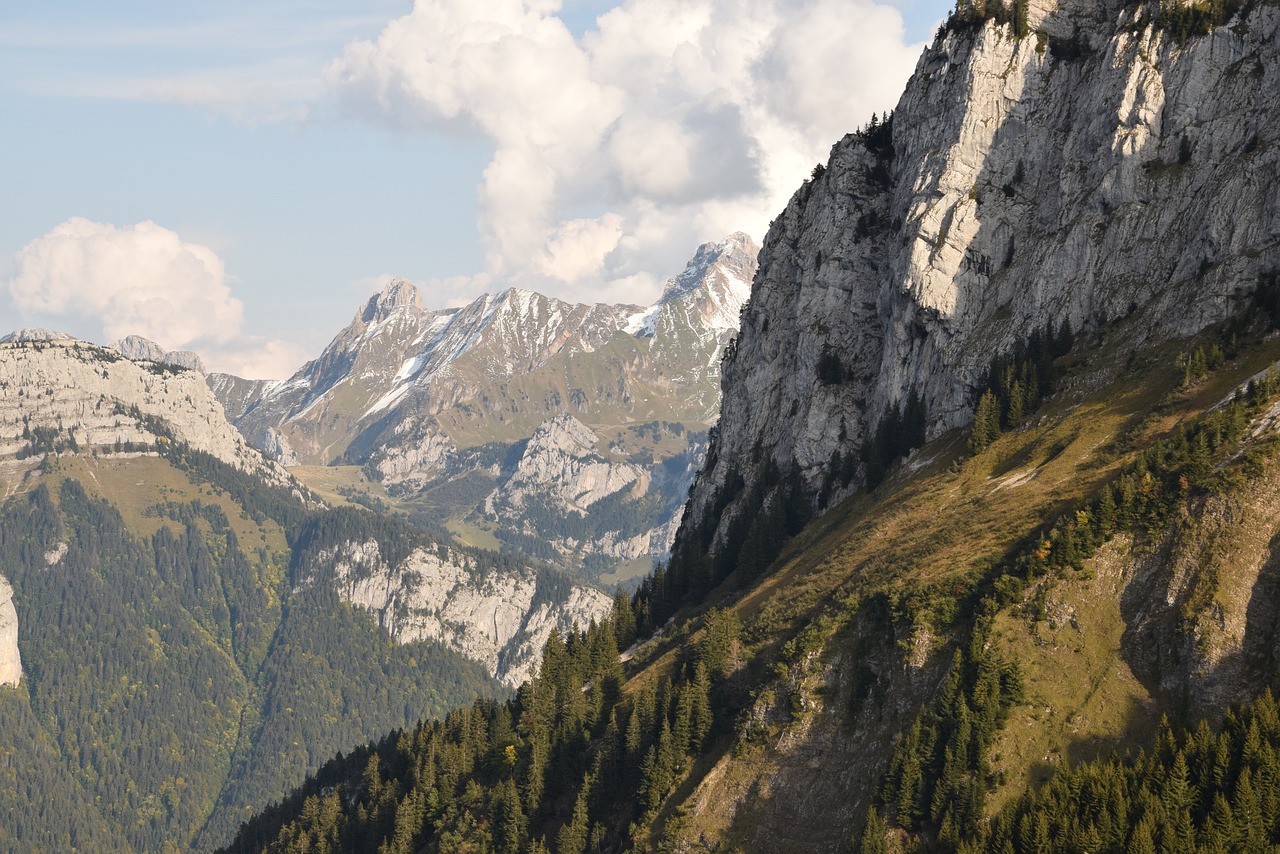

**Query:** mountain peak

left=659, top=232, right=758, bottom=305
left=0, top=328, right=77, bottom=344
left=361, top=279, right=422, bottom=324
left=111, top=335, right=207, bottom=374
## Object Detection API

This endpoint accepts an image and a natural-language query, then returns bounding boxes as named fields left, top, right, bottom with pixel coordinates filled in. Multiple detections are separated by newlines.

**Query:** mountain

left=0, top=336, right=281, bottom=481
left=688, top=0, right=1280, bottom=548
left=221, top=2, right=1280, bottom=852
left=0, top=336, right=608, bottom=851
left=111, top=334, right=208, bottom=374
left=210, top=233, right=756, bottom=581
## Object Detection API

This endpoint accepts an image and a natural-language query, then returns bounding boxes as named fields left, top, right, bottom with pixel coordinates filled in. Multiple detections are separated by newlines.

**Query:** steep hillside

left=211, top=234, right=755, bottom=581
left=689, top=0, right=1280, bottom=558
left=219, top=282, right=1280, bottom=854
left=0, top=339, right=609, bottom=852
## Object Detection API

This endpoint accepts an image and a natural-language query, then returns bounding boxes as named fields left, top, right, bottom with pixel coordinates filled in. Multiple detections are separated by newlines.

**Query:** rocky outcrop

left=1112, top=440, right=1280, bottom=717
left=373, top=419, right=457, bottom=491
left=0, top=574, right=20, bottom=687
left=486, top=415, right=645, bottom=515
left=311, top=539, right=612, bottom=687
left=0, top=328, right=75, bottom=344
left=260, top=428, right=300, bottom=468
left=111, top=335, right=207, bottom=374
left=689, top=0, right=1280, bottom=547
left=0, top=338, right=287, bottom=484
left=479, top=414, right=695, bottom=564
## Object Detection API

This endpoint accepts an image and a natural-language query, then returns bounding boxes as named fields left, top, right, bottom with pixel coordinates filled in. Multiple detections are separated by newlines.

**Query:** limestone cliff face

left=0, top=574, right=20, bottom=687
left=690, top=0, right=1280, bottom=545
left=0, top=339, right=287, bottom=484
left=306, top=539, right=612, bottom=687
left=486, top=415, right=646, bottom=515
left=480, top=414, right=698, bottom=563
left=110, top=335, right=207, bottom=374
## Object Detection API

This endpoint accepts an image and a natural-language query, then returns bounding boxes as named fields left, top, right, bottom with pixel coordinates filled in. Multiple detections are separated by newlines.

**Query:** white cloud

left=10, top=218, right=241, bottom=345
left=202, top=336, right=313, bottom=380
left=6, top=218, right=303, bottom=379
left=327, top=0, right=923, bottom=303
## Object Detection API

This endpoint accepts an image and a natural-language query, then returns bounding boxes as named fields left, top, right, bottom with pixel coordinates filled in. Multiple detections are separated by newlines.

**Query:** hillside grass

left=49, top=454, right=289, bottom=561
left=652, top=326, right=1280, bottom=849
left=289, top=464, right=387, bottom=508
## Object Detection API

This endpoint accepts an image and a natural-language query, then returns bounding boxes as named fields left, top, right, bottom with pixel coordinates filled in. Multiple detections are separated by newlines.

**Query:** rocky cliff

left=0, top=338, right=285, bottom=483
left=690, top=0, right=1280, bottom=546
left=110, top=334, right=207, bottom=374
left=310, top=538, right=612, bottom=687
left=0, top=574, right=20, bottom=687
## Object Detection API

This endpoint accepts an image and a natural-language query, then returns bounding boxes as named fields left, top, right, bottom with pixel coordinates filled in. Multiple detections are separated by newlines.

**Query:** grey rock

left=312, top=539, right=612, bottom=687
left=688, top=0, right=1280, bottom=548
left=0, top=337, right=288, bottom=484
left=111, top=334, right=207, bottom=374
left=0, top=328, right=76, bottom=344
left=0, top=574, right=20, bottom=687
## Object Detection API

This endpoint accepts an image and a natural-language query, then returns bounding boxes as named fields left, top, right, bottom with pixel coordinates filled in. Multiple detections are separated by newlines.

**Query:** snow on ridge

left=363, top=380, right=414, bottom=420
left=625, top=305, right=662, bottom=338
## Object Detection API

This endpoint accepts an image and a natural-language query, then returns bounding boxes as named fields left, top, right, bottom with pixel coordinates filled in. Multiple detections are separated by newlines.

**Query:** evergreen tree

left=971, top=390, right=1000, bottom=453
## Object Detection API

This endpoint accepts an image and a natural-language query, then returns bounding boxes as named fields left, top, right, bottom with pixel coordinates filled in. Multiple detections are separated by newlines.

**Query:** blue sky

left=1, top=0, right=948, bottom=377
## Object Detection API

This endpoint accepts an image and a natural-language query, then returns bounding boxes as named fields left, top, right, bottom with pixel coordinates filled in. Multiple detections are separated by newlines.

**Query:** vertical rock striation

left=688, top=0, right=1280, bottom=547
left=0, top=574, right=20, bottom=687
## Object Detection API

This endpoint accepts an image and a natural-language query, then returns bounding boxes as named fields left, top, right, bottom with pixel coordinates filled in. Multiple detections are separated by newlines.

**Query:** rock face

left=688, top=0, right=1280, bottom=546
left=0, top=338, right=285, bottom=482
left=488, top=415, right=646, bottom=514
left=0, top=328, right=76, bottom=344
left=214, top=234, right=755, bottom=573
left=309, top=539, right=612, bottom=687
left=0, top=574, right=20, bottom=687
left=480, top=414, right=698, bottom=563
left=111, top=335, right=207, bottom=374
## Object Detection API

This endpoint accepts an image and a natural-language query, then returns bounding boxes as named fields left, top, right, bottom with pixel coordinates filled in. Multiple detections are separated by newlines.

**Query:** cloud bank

left=327, top=0, right=924, bottom=303
left=6, top=218, right=306, bottom=379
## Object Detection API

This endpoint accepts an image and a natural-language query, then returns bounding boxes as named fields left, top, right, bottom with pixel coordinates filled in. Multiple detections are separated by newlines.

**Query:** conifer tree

left=971, top=391, right=1000, bottom=453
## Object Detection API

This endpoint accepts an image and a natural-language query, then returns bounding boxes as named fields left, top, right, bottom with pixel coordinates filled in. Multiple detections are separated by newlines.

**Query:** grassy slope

left=615, top=323, right=1280, bottom=851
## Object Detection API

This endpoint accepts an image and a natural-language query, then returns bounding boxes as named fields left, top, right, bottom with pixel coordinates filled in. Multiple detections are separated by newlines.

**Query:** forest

left=0, top=442, right=504, bottom=851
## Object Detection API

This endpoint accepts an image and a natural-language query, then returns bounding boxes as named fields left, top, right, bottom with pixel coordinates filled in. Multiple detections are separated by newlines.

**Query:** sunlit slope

left=652, top=324, right=1280, bottom=850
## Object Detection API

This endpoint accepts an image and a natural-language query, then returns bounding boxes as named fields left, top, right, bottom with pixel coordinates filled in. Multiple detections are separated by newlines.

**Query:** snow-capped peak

left=361, top=279, right=423, bottom=325
left=658, top=232, right=757, bottom=305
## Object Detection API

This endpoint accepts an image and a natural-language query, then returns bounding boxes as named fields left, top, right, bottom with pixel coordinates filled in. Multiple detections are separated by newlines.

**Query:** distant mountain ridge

left=209, top=232, right=757, bottom=578
left=0, top=335, right=611, bottom=850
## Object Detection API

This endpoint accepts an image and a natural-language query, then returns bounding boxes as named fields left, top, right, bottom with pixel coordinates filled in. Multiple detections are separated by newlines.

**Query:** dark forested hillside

left=0, top=441, right=502, bottom=852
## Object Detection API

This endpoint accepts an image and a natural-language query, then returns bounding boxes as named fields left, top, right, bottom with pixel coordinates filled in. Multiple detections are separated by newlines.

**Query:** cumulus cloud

left=7, top=218, right=303, bottom=379
left=10, top=218, right=241, bottom=345
left=326, top=0, right=923, bottom=302
left=202, top=336, right=312, bottom=380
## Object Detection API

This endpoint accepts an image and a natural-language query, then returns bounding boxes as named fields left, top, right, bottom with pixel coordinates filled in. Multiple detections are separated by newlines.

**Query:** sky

left=0, top=0, right=948, bottom=378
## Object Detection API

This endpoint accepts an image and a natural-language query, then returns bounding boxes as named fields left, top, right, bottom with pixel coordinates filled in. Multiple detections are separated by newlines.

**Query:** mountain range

left=0, top=336, right=609, bottom=850
left=207, top=231, right=757, bottom=584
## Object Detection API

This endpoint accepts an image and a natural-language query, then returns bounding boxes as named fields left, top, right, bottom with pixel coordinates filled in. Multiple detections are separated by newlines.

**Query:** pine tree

left=971, top=391, right=1000, bottom=453
left=1006, top=380, right=1024, bottom=426
left=556, top=786, right=590, bottom=854
left=858, top=807, right=889, bottom=854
